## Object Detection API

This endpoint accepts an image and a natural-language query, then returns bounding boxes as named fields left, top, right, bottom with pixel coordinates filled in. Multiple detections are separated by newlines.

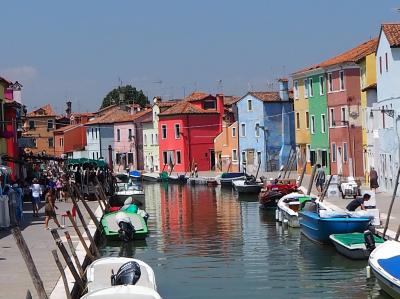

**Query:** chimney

left=66, top=101, right=72, bottom=117
left=10, top=81, right=23, bottom=104
left=278, top=78, right=289, bottom=101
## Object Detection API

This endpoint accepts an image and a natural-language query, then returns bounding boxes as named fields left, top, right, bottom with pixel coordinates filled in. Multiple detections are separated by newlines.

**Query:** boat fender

left=275, top=209, right=279, bottom=221
left=364, top=230, right=376, bottom=252
left=111, top=261, right=141, bottom=286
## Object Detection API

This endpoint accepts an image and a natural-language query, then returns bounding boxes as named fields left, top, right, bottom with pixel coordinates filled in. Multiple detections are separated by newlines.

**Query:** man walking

left=315, top=164, right=325, bottom=195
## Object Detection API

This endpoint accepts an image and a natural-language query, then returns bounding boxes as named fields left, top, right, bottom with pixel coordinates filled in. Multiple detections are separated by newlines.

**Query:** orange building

left=214, top=121, right=239, bottom=172
left=23, top=104, right=59, bottom=155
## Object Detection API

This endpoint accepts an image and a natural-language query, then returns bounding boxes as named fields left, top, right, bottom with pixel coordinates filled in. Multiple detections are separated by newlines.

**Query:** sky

left=1, top=0, right=400, bottom=114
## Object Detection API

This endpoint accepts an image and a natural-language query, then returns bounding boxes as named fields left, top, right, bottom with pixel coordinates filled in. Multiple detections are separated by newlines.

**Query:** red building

left=324, top=39, right=377, bottom=178
left=158, top=92, right=224, bottom=172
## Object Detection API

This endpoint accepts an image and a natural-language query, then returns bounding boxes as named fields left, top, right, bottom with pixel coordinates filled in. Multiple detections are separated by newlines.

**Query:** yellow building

left=214, top=121, right=239, bottom=172
left=291, top=77, right=311, bottom=174
left=358, top=51, right=377, bottom=183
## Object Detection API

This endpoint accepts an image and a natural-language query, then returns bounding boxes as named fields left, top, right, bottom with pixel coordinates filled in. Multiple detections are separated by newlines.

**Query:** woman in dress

left=369, top=167, right=379, bottom=193
left=44, top=187, right=64, bottom=230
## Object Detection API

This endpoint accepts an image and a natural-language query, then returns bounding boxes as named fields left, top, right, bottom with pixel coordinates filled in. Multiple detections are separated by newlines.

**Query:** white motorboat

left=277, top=193, right=314, bottom=228
left=86, top=257, right=157, bottom=293
left=369, top=240, right=400, bottom=298
left=232, top=179, right=262, bottom=194
left=81, top=286, right=162, bottom=299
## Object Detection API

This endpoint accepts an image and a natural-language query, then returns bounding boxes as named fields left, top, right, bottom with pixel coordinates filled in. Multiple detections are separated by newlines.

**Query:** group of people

left=313, top=164, right=380, bottom=212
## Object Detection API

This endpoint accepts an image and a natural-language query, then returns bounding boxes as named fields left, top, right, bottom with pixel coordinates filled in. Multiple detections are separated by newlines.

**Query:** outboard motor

left=111, top=261, right=141, bottom=286
left=364, top=230, right=376, bottom=252
left=115, top=212, right=135, bottom=242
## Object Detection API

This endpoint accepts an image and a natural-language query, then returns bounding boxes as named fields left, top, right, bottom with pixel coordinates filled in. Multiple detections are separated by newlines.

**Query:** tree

left=101, top=85, right=148, bottom=108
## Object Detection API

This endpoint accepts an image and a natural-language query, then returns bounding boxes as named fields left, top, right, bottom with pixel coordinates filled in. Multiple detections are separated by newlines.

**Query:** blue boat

left=369, top=241, right=400, bottom=298
left=298, top=202, right=371, bottom=244
left=129, top=170, right=141, bottom=180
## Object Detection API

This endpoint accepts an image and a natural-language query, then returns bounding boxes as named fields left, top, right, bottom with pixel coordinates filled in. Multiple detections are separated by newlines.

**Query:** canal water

left=100, top=183, right=388, bottom=299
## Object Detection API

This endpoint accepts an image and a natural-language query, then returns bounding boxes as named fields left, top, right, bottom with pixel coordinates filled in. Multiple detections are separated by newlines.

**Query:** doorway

left=210, top=149, right=216, bottom=170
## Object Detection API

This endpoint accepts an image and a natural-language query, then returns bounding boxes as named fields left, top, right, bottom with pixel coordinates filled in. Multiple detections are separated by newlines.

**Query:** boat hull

left=299, top=211, right=371, bottom=244
left=234, top=184, right=262, bottom=194
left=101, top=211, right=148, bottom=240
left=81, top=285, right=162, bottom=299
left=220, top=173, right=246, bottom=186
left=142, top=174, right=161, bottom=182
left=279, top=209, right=300, bottom=228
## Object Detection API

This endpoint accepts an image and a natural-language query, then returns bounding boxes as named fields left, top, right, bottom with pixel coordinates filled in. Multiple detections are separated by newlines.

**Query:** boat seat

left=302, top=201, right=317, bottom=212
left=378, top=255, right=400, bottom=280
left=106, top=214, right=144, bottom=232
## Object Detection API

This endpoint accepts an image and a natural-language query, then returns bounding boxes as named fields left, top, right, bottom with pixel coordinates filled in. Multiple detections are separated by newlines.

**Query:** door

left=210, top=149, right=216, bottom=170
left=337, top=147, right=343, bottom=175
left=247, top=150, right=255, bottom=165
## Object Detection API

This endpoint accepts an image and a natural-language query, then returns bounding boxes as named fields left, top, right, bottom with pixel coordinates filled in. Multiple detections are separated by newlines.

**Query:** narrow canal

left=100, top=183, right=388, bottom=299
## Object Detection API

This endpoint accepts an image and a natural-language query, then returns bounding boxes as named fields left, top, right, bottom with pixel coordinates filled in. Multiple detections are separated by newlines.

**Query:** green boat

left=101, top=210, right=148, bottom=241
left=330, top=232, right=384, bottom=260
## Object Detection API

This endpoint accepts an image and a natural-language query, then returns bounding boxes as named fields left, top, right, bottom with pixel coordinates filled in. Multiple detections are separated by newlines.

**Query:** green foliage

left=101, top=85, right=148, bottom=108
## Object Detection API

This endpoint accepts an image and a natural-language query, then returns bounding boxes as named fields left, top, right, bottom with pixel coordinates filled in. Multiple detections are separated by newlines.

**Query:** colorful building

left=372, top=23, right=400, bottom=192
left=236, top=80, right=295, bottom=173
left=214, top=121, right=239, bottom=172
left=23, top=104, right=59, bottom=156
left=158, top=93, right=223, bottom=173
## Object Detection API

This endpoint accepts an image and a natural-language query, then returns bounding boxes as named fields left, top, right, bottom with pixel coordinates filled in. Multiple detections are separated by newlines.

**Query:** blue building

left=237, top=79, right=295, bottom=173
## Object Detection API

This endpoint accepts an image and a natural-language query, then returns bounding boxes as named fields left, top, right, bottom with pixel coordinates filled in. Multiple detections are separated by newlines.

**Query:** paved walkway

left=0, top=199, right=98, bottom=299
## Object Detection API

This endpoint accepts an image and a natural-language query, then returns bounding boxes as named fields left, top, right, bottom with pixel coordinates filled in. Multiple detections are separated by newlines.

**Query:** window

left=117, top=129, right=121, bottom=142
left=60, top=138, right=64, bottom=147
left=47, top=120, right=54, bottom=130
left=329, top=108, right=335, bottom=127
left=328, top=73, right=333, bottom=92
left=151, top=134, right=154, bottom=145
left=247, top=99, right=253, bottom=111
left=241, top=151, right=246, bottom=163
left=29, top=120, right=35, bottom=130
left=257, top=152, right=262, bottom=165
left=48, top=137, right=54, bottom=148
left=304, top=79, right=308, bottom=98
left=241, top=123, right=246, bottom=137
left=339, top=71, right=345, bottom=90
left=343, top=142, right=348, bottom=162
left=232, top=127, right=236, bottom=137
left=155, top=133, right=158, bottom=145
left=92, top=152, right=95, bottom=160
left=144, top=134, right=147, bottom=145
left=309, top=78, right=314, bottom=97
left=203, top=100, right=216, bottom=110
left=379, top=56, right=382, bottom=74
left=174, top=124, right=181, bottom=139
left=255, top=123, right=260, bottom=137
left=331, top=143, right=337, bottom=162
left=322, top=150, right=328, bottom=167
left=95, top=128, right=98, bottom=139
left=385, top=52, right=389, bottom=72
left=161, top=125, right=167, bottom=139
left=232, top=149, right=238, bottom=161
left=128, top=129, right=133, bottom=141
left=310, top=150, right=316, bottom=166
left=306, top=144, right=311, bottom=162
left=96, top=152, right=99, bottom=159
left=321, top=114, right=326, bottom=133
left=163, top=151, right=168, bottom=164
left=305, top=111, right=309, bottom=129
left=310, top=115, right=315, bottom=134
left=296, top=112, right=300, bottom=129
left=91, top=128, right=94, bottom=138
left=176, top=151, right=182, bottom=164
left=341, top=107, right=348, bottom=122
left=294, top=81, right=299, bottom=99
left=32, top=138, right=37, bottom=148
left=128, top=152, right=134, bottom=164
left=319, top=76, right=324, bottom=95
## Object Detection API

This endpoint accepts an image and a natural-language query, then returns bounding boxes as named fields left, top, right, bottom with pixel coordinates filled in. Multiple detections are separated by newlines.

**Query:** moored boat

left=330, top=232, right=384, bottom=260
left=369, top=240, right=400, bottom=298
left=81, top=285, right=162, bottom=299
left=168, top=174, right=188, bottom=184
left=219, top=172, right=246, bottom=186
left=110, top=186, right=145, bottom=207
left=232, top=179, right=262, bottom=194
left=101, top=210, right=148, bottom=241
left=298, top=201, right=372, bottom=244
left=86, top=257, right=157, bottom=293
left=142, top=173, right=161, bottom=182
left=276, top=193, right=314, bottom=227
left=129, top=170, right=142, bottom=180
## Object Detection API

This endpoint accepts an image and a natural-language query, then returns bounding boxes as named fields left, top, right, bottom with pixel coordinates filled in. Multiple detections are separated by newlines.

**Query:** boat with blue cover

left=369, top=240, right=400, bottom=298
left=219, top=172, right=246, bottom=186
left=129, top=170, right=142, bottom=180
left=298, top=201, right=371, bottom=244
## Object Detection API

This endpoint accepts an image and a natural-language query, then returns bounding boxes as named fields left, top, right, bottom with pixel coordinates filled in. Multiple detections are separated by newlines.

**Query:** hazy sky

left=1, top=1, right=399, bottom=113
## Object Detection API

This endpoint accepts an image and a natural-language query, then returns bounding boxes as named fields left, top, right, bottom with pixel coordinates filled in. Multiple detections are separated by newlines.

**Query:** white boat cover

left=82, top=285, right=162, bottom=299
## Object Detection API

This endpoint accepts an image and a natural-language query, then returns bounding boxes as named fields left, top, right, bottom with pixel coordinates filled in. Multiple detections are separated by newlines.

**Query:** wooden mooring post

left=306, top=165, right=317, bottom=195
left=64, top=231, right=85, bottom=278
left=383, top=166, right=400, bottom=238
left=67, top=210, right=95, bottom=261
left=11, top=227, right=49, bottom=299
left=51, top=250, right=72, bottom=299
left=297, top=160, right=307, bottom=188
left=69, top=187, right=101, bottom=258
left=72, top=184, right=102, bottom=232
left=50, top=229, right=84, bottom=290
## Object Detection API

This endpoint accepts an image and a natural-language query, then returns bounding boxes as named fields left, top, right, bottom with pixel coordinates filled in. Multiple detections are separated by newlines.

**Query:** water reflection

left=100, top=184, right=386, bottom=299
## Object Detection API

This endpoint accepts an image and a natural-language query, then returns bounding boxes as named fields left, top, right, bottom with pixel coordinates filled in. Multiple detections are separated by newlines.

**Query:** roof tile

left=159, top=101, right=218, bottom=116
left=382, top=23, right=400, bottom=47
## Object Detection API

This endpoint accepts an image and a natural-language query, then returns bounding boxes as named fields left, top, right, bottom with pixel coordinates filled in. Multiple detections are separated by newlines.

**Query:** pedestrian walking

left=315, top=164, right=326, bottom=195
left=44, top=187, right=64, bottom=230
left=30, top=178, right=41, bottom=217
left=369, top=167, right=379, bottom=193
